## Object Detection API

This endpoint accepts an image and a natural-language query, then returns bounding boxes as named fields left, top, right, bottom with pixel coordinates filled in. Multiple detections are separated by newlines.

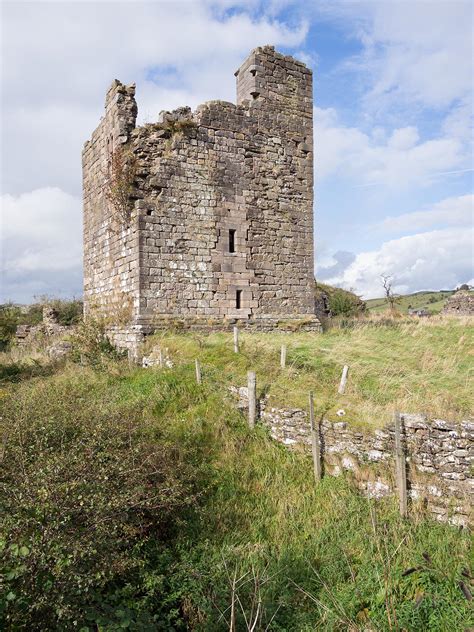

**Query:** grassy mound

left=1, top=357, right=472, bottom=630
left=145, top=316, right=473, bottom=426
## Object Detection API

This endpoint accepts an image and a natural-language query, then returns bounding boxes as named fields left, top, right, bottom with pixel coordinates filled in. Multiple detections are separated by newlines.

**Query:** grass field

left=365, top=291, right=458, bottom=314
left=1, top=350, right=472, bottom=630
left=142, top=315, right=473, bottom=427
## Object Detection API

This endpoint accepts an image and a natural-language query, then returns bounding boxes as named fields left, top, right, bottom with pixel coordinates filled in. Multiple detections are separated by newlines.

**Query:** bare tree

left=381, top=275, right=401, bottom=312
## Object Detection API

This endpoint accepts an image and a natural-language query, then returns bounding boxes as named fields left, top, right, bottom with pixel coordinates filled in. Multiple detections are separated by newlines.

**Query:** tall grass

left=1, top=357, right=471, bottom=630
left=145, top=315, right=473, bottom=426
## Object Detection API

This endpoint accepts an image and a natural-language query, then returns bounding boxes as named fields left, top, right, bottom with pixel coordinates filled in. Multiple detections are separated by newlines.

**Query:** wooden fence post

left=195, top=359, right=202, bottom=384
left=280, top=344, right=287, bottom=369
left=394, top=411, right=408, bottom=517
left=309, top=391, right=322, bottom=482
left=338, top=365, right=349, bottom=394
left=158, top=348, right=164, bottom=368
left=248, top=371, right=256, bottom=429
left=233, top=326, right=239, bottom=353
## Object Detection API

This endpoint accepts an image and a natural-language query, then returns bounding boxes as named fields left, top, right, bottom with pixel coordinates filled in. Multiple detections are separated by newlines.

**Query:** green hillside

left=1, top=315, right=472, bottom=630
left=366, top=290, right=455, bottom=314
left=2, top=338, right=472, bottom=630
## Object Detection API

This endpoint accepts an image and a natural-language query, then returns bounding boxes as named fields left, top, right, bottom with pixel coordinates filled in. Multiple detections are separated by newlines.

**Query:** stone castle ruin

left=83, top=46, right=320, bottom=351
left=442, top=290, right=474, bottom=316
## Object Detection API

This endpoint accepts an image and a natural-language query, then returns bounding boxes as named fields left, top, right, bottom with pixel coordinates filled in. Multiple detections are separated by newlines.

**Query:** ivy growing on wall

left=103, top=145, right=137, bottom=226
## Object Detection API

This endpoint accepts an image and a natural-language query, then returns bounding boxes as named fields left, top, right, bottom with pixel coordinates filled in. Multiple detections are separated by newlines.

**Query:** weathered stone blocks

left=83, top=46, right=321, bottom=352
left=256, top=397, right=473, bottom=527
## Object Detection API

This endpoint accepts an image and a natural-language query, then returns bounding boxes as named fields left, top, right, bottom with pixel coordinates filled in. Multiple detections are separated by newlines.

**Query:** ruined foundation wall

left=261, top=404, right=473, bottom=527
left=83, top=46, right=318, bottom=333
left=442, top=291, right=474, bottom=315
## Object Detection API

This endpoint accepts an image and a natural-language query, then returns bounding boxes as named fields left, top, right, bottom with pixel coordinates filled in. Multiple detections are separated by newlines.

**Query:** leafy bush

left=0, top=305, right=22, bottom=351
left=48, top=299, right=83, bottom=326
left=329, top=287, right=361, bottom=316
left=69, top=317, right=124, bottom=367
left=314, top=282, right=366, bottom=318
left=0, top=369, right=205, bottom=629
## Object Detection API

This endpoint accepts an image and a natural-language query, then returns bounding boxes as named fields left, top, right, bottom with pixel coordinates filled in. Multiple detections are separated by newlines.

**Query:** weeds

left=0, top=318, right=472, bottom=629
left=145, top=315, right=473, bottom=426
left=69, top=316, right=125, bottom=367
left=0, top=359, right=471, bottom=629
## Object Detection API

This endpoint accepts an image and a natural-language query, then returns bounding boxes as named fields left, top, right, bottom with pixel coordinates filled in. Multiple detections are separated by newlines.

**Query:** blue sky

left=1, top=0, right=473, bottom=301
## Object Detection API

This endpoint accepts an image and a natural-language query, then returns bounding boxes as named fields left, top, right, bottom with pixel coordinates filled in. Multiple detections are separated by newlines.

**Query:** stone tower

left=82, top=46, right=320, bottom=352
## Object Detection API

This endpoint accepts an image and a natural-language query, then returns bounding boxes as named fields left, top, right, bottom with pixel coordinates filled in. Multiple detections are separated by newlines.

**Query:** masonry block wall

left=83, top=46, right=320, bottom=341
left=259, top=401, right=473, bottom=527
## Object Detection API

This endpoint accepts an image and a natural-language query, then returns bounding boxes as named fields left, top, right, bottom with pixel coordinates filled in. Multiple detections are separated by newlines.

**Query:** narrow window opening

left=236, top=289, right=242, bottom=309
left=250, top=68, right=257, bottom=76
left=228, top=229, right=236, bottom=253
left=106, top=136, right=113, bottom=174
left=250, top=91, right=260, bottom=100
left=146, top=209, right=153, bottom=216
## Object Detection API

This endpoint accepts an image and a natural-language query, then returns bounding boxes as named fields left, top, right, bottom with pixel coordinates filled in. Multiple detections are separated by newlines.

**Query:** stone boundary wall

left=263, top=404, right=473, bottom=526
left=231, top=388, right=473, bottom=527
left=15, top=307, right=71, bottom=350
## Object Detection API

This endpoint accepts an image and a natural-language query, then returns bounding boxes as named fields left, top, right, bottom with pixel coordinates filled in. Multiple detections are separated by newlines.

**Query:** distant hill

left=366, top=290, right=456, bottom=314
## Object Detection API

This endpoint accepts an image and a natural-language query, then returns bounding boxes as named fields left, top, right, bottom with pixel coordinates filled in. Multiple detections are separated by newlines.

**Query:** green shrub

left=49, top=298, right=83, bottom=326
left=329, top=288, right=360, bottom=316
left=0, top=369, right=205, bottom=629
left=314, top=282, right=366, bottom=318
left=69, top=317, right=124, bottom=367
left=0, top=305, right=22, bottom=351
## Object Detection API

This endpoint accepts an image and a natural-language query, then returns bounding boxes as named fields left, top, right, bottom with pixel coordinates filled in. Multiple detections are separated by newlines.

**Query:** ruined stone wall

left=15, top=307, right=69, bottom=347
left=262, top=403, right=473, bottom=527
left=442, top=291, right=474, bottom=315
left=83, top=46, right=318, bottom=337
left=82, top=81, right=139, bottom=322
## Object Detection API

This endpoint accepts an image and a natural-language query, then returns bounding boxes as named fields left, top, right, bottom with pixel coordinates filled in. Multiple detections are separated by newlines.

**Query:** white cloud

left=1, top=1, right=307, bottom=195
left=1, top=188, right=82, bottom=301
left=341, top=0, right=474, bottom=110
left=2, top=1, right=472, bottom=304
left=318, top=227, right=474, bottom=299
left=314, top=107, right=467, bottom=187
left=378, top=194, right=473, bottom=234
left=387, top=127, right=419, bottom=151
left=0, top=1, right=308, bottom=301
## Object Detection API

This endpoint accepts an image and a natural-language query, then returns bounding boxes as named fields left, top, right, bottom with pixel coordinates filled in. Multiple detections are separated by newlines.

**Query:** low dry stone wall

left=232, top=388, right=473, bottom=527
left=15, top=307, right=72, bottom=359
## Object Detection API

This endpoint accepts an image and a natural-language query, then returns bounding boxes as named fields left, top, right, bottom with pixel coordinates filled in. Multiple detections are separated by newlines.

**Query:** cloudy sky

left=1, top=0, right=473, bottom=302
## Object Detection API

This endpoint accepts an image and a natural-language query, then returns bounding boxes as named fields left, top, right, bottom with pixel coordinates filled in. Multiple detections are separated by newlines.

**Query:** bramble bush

left=0, top=367, right=211, bottom=629
left=1, top=344, right=471, bottom=630
left=69, top=317, right=125, bottom=367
